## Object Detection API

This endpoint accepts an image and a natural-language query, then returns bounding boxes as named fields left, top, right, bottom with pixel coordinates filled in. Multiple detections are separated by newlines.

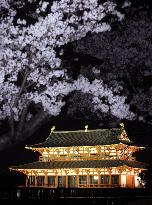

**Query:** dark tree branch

left=8, top=106, right=15, bottom=138
left=13, top=72, right=29, bottom=107
left=17, top=101, right=31, bottom=136
left=124, top=69, right=137, bottom=93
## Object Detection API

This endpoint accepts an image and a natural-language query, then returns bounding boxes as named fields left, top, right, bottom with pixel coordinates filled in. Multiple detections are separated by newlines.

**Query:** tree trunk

left=17, top=101, right=31, bottom=136
left=0, top=110, right=49, bottom=152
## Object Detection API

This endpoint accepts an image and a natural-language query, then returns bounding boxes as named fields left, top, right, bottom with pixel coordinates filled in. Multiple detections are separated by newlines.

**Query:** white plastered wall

left=121, top=175, right=126, bottom=187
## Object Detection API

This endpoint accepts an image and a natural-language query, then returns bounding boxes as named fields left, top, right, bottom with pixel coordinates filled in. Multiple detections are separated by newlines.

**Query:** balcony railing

left=39, top=155, right=122, bottom=162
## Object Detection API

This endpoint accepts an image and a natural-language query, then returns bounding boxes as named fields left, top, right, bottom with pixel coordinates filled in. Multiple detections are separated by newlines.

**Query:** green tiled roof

left=124, top=160, right=146, bottom=169
left=11, top=160, right=146, bottom=170
left=28, top=128, right=126, bottom=148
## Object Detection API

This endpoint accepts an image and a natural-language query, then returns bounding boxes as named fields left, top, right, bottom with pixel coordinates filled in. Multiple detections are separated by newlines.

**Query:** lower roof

left=10, top=160, right=146, bottom=170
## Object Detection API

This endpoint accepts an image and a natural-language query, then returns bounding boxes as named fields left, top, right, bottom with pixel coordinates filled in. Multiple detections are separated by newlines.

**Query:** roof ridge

left=51, top=128, right=119, bottom=134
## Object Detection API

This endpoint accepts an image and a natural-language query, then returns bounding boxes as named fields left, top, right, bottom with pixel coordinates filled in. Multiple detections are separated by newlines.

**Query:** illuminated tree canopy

left=0, top=0, right=151, bottom=150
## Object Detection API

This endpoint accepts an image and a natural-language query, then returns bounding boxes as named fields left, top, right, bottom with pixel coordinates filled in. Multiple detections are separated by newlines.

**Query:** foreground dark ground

left=1, top=198, right=152, bottom=205
left=0, top=187, right=152, bottom=205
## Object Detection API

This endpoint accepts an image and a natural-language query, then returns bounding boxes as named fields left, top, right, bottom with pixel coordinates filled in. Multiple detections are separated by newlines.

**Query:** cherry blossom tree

left=0, top=0, right=10, bottom=9
left=0, top=0, right=133, bottom=150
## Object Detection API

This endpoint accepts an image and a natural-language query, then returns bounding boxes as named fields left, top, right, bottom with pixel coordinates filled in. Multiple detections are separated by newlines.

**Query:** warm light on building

left=10, top=124, right=146, bottom=188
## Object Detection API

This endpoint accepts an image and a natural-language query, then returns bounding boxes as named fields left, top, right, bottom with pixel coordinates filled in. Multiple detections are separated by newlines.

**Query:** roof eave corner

left=139, top=146, right=146, bottom=150
left=25, top=145, right=33, bottom=150
left=9, top=167, right=15, bottom=171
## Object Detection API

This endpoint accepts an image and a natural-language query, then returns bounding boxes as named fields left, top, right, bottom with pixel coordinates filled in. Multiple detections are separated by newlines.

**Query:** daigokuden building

left=10, top=123, right=146, bottom=188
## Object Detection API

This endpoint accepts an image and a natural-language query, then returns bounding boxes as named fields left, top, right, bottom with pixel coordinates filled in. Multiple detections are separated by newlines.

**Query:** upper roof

left=26, top=128, right=134, bottom=148
left=10, top=160, right=146, bottom=170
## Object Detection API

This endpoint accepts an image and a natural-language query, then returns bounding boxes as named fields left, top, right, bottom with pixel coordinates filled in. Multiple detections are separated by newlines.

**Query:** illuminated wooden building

left=10, top=124, right=146, bottom=188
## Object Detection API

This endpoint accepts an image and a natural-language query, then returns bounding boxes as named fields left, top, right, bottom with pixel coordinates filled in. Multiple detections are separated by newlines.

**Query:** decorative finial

left=119, top=122, right=125, bottom=130
left=51, top=126, right=55, bottom=133
left=85, top=125, right=88, bottom=132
